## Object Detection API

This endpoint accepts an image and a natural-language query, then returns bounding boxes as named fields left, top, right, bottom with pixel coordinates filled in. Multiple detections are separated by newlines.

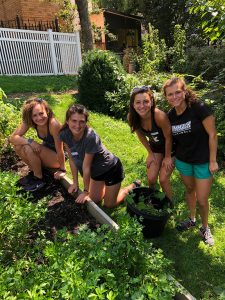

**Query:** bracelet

left=27, top=138, right=33, bottom=144
left=83, top=189, right=89, bottom=193
left=59, top=168, right=66, bottom=172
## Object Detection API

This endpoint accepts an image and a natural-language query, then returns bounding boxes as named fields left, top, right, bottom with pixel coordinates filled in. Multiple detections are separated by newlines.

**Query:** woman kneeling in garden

left=10, top=98, right=66, bottom=192
left=60, top=104, right=139, bottom=208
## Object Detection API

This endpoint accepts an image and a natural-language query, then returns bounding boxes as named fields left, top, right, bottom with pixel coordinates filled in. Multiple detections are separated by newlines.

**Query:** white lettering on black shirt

left=172, top=121, right=191, bottom=135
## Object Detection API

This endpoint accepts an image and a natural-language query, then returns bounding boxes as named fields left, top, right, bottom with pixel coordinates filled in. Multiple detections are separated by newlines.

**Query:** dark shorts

left=149, top=142, right=165, bottom=154
left=91, top=158, right=125, bottom=186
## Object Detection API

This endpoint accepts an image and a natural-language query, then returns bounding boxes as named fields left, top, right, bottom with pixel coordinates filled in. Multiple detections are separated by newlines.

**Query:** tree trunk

left=75, top=0, right=93, bottom=51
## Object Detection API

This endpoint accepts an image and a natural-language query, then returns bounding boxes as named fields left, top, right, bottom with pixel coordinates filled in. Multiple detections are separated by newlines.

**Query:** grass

left=4, top=78, right=225, bottom=299
left=0, top=75, right=77, bottom=94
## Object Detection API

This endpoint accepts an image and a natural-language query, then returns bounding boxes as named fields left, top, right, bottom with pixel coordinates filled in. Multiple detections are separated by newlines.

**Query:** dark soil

left=0, top=149, right=99, bottom=240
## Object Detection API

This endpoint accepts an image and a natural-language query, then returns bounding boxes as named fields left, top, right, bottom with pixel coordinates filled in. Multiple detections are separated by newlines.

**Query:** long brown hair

left=22, top=98, right=54, bottom=128
left=60, top=103, right=89, bottom=132
left=128, top=86, right=156, bottom=132
left=163, top=77, right=197, bottom=106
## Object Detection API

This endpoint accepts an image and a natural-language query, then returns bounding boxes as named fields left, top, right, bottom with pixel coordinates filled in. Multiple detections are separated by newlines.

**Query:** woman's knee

left=185, top=184, right=195, bottom=195
left=148, top=175, right=158, bottom=186
left=159, top=172, right=169, bottom=186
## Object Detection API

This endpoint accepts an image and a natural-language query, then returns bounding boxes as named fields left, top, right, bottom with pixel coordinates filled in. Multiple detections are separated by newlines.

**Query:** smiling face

left=31, top=103, right=48, bottom=126
left=67, top=112, right=87, bottom=138
left=164, top=82, right=186, bottom=109
left=133, top=92, right=152, bottom=118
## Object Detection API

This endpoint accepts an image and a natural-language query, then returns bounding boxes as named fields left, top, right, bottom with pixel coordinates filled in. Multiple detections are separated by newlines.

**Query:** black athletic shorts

left=91, top=158, right=125, bottom=186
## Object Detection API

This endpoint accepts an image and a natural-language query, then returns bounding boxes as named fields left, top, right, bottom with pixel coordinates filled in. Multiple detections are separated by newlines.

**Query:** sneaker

left=23, top=177, right=45, bottom=192
left=18, top=172, right=34, bottom=186
left=133, top=179, right=141, bottom=188
left=199, top=227, right=214, bottom=246
left=176, top=218, right=196, bottom=231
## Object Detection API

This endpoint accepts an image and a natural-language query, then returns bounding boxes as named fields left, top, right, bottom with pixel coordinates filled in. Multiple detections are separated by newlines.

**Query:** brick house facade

left=0, top=0, right=59, bottom=22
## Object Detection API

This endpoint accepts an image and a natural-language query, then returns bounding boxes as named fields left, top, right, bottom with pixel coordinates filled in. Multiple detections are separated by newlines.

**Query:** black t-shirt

left=168, top=101, right=212, bottom=164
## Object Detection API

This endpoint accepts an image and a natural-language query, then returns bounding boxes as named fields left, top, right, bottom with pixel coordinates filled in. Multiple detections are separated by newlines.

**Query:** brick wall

left=0, top=0, right=59, bottom=22
left=0, top=0, right=22, bottom=20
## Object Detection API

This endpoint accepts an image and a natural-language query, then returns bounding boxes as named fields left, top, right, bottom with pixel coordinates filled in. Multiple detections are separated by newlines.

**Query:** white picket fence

left=0, top=28, right=82, bottom=76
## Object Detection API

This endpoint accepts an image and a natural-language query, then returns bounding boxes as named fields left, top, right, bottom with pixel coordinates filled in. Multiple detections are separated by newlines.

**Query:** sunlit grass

left=0, top=75, right=77, bottom=94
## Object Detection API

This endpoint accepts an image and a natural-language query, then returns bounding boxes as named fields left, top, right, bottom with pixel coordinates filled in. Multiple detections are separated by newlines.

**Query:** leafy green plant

left=77, top=49, right=126, bottom=115
left=0, top=94, right=20, bottom=153
left=126, top=191, right=172, bottom=217
left=0, top=171, right=47, bottom=263
left=0, top=216, right=177, bottom=299
left=170, top=24, right=187, bottom=73
left=0, top=87, right=7, bottom=101
left=139, top=23, right=167, bottom=73
left=105, top=74, right=140, bottom=120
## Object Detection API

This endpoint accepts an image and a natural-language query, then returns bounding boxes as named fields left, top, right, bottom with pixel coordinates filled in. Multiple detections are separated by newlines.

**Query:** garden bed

left=0, top=149, right=99, bottom=240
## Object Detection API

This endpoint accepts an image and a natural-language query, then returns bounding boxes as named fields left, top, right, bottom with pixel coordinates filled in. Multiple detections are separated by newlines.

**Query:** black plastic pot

left=126, top=187, right=173, bottom=238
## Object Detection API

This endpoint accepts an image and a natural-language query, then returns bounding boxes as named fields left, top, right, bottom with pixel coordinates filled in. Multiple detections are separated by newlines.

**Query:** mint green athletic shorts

left=175, top=158, right=212, bottom=179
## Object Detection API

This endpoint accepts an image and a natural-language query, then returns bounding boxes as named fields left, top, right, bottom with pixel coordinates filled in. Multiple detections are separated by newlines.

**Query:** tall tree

left=75, top=0, right=93, bottom=51
left=48, top=0, right=93, bottom=51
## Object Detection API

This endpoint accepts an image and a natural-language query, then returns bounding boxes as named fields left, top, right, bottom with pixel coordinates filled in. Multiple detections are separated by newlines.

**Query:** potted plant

left=126, top=187, right=173, bottom=238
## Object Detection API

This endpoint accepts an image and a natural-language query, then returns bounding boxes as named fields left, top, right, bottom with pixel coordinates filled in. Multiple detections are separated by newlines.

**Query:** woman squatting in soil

left=59, top=103, right=140, bottom=208
left=10, top=98, right=66, bottom=192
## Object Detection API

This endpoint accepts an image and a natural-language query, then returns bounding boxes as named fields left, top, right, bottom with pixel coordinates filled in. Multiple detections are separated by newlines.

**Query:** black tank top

left=140, top=111, right=165, bottom=153
left=36, top=121, right=56, bottom=151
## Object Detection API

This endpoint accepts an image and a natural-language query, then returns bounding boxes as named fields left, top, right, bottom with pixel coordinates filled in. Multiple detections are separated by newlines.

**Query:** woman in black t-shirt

left=163, top=77, right=218, bottom=246
left=128, top=86, right=174, bottom=200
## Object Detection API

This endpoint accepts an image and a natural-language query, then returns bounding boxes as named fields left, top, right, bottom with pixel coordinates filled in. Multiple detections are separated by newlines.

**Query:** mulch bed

left=0, top=150, right=99, bottom=240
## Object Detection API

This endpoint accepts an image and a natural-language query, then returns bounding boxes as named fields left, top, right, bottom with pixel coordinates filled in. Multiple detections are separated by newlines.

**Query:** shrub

left=0, top=171, right=47, bottom=263
left=0, top=94, right=20, bottom=153
left=77, top=50, right=126, bottom=115
left=184, top=46, right=225, bottom=80
left=106, top=74, right=140, bottom=120
left=170, top=25, right=187, bottom=73
left=0, top=214, right=177, bottom=298
left=139, top=24, right=168, bottom=72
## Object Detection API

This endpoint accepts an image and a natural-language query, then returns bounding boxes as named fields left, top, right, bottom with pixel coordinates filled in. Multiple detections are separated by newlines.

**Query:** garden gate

left=0, top=28, right=82, bottom=76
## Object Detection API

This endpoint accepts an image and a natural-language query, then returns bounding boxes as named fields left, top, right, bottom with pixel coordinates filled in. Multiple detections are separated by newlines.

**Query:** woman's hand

left=162, top=157, right=174, bottom=172
left=54, top=170, right=66, bottom=180
left=30, top=141, right=42, bottom=153
left=68, top=183, right=78, bottom=194
left=209, top=161, right=219, bottom=174
left=75, top=191, right=90, bottom=204
left=146, top=153, right=156, bottom=168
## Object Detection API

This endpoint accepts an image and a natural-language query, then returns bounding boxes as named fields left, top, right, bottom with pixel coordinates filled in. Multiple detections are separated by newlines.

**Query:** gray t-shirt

left=60, top=127, right=118, bottom=177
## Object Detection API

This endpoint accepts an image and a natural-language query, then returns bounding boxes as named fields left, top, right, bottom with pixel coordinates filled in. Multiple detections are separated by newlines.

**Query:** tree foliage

left=189, top=0, right=225, bottom=42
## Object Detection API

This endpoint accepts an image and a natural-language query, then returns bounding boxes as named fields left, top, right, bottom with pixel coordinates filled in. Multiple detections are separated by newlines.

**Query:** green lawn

left=0, top=75, right=77, bottom=94
left=5, top=85, right=225, bottom=299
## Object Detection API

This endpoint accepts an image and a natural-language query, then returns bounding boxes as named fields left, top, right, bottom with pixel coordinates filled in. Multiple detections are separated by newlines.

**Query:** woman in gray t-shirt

left=60, top=104, right=139, bottom=208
